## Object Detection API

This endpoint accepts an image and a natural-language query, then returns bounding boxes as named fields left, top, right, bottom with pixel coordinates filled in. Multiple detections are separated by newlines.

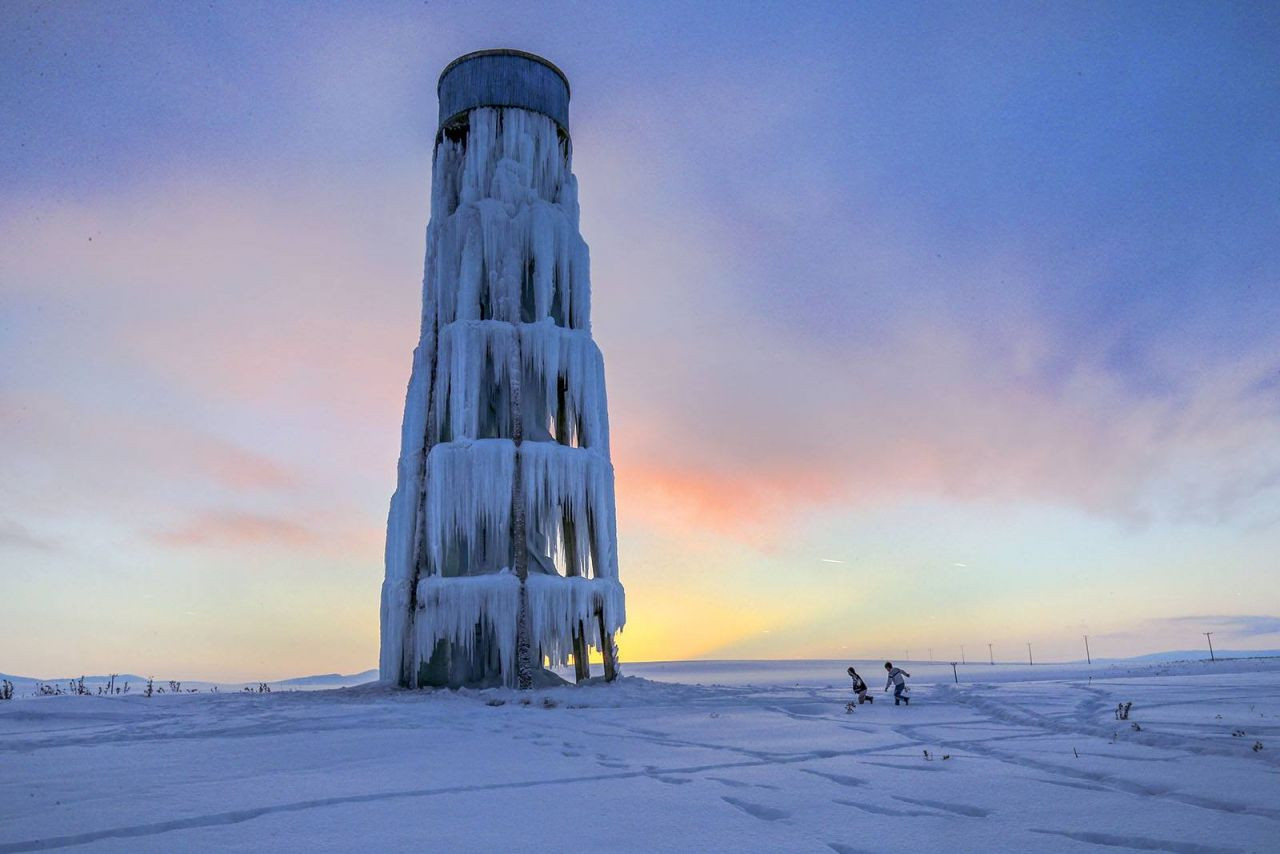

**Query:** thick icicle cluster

left=430, top=109, right=590, bottom=330
left=380, top=105, right=624, bottom=688
left=432, top=320, right=609, bottom=452
left=411, top=571, right=625, bottom=680
left=423, top=439, right=514, bottom=576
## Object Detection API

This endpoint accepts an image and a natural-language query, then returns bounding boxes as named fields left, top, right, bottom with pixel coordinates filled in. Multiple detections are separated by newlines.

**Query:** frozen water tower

left=379, top=50, right=625, bottom=689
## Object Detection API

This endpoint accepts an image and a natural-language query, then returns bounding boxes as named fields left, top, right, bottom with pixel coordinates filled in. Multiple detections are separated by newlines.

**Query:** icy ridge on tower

left=379, top=53, right=624, bottom=689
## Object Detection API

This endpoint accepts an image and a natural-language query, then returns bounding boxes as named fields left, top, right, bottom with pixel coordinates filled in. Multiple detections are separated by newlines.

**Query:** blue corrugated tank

left=437, top=49, right=570, bottom=134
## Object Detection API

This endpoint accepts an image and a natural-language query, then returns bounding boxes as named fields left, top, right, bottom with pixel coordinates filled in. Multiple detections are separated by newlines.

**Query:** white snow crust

left=5, top=659, right=1278, bottom=851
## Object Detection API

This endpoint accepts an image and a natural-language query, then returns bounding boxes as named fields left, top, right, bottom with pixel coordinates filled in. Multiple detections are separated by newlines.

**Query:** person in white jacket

left=884, top=661, right=911, bottom=705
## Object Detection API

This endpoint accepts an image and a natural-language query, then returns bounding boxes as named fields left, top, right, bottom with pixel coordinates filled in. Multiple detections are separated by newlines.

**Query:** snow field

left=2, top=661, right=1277, bottom=852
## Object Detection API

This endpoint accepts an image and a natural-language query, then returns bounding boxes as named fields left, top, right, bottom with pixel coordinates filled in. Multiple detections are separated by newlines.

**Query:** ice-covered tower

left=380, top=50, right=624, bottom=689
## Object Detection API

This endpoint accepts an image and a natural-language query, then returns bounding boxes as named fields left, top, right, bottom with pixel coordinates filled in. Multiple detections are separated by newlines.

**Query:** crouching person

left=847, top=667, right=873, bottom=704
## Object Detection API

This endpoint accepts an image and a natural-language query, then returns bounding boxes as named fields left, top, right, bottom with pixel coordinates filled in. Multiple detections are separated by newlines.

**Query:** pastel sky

left=2, top=2, right=1278, bottom=680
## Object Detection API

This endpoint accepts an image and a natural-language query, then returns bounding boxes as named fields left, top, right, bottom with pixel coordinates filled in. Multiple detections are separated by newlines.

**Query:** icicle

left=529, top=203, right=556, bottom=321
left=519, top=441, right=618, bottom=579
left=517, top=320, right=610, bottom=453
left=380, top=334, right=436, bottom=680
left=412, top=573, right=624, bottom=685
left=434, top=321, right=519, bottom=442
left=526, top=574, right=626, bottom=667
left=414, top=572, right=522, bottom=682
left=422, top=439, right=515, bottom=575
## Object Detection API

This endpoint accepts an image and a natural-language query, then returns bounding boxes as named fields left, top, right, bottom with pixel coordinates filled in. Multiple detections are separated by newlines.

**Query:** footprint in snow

left=800, top=768, right=868, bottom=788
left=706, top=776, right=751, bottom=789
left=596, top=757, right=628, bottom=768
left=1033, top=777, right=1109, bottom=793
left=833, top=799, right=939, bottom=818
left=892, top=795, right=990, bottom=817
left=649, top=773, right=692, bottom=785
left=721, top=796, right=789, bottom=821
left=1031, top=828, right=1243, bottom=854
left=828, top=844, right=876, bottom=854
left=860, top=759, right=945, bottom=772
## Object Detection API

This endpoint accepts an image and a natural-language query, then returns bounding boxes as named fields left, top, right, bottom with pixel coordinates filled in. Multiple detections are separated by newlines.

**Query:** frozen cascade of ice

left=432, top=319, right=609, bottom=452
left=380, top=96, right=624, bottom=688
left=428, top=110, right=590, bottom=332
left=520, top=441, right=618, bottom=579
left=423, top=439, right=515, bottom=575
left=526, top=573, right=624, bottom=667
left=412, top=571, right=625, bottom=679
left=414, top=438, right=615, bottom=580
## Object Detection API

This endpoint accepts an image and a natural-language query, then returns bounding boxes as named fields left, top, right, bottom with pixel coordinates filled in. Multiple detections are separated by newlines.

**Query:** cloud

left=611, top=315, right=1279, bottom=539
left=1151, top=615, right=1280, bottom=640
left=1, top=392, right=299, bottom=501
left=0, top=518, right=58, bottom=552
left=153, top=511, right=316, bottom=549
left=0, top=169, right=424, bottom=423
left=3, top=56, right=1277, bottom=562
left=581, top=115, right=1280, bottom=542
left=153, top=509, right=382, bottom=554
left=0, top=171, right=419, bottom=547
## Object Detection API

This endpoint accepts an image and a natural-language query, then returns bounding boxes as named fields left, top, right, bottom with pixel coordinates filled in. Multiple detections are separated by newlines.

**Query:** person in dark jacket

left=847, top=666, right=872, bottom=704
left=884, top=661, right=911, bottom=705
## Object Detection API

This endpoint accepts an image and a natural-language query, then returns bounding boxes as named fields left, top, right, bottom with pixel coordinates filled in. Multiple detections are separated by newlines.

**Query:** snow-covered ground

left=3, top=659, right=1278, bottom=852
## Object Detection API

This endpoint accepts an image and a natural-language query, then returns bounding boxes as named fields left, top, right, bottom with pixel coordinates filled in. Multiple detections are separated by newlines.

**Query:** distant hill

left=1098, top=649, right=1280, bottom=663
left=0, top=673, right=147, bottom=685
left=0, top=671, right=379, bottom=690
left=273, top=670, right=379, bottom=687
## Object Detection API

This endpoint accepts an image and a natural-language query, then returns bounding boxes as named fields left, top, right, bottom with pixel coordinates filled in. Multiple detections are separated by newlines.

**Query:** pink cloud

left=154, top=510, right=316, bottom=548
left=607, top=317, right=1279, bottom=544
left=1, top=169, right=424, bottom=426
left=152, top=508, right=383, bottom=554
left=1, top=391, right=298, bottom=494
left=193, top=440, right=297, bottom=491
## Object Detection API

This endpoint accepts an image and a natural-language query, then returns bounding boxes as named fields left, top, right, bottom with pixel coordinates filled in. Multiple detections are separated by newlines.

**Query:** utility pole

left=1204, top=631, right=1215, bottom=662
left=928, top=648, right=934, bottom=663
left=960, top=644, right=966, bottom=665
left=950, top=662, right=959, bottom=683
left=1026, top=642, right=1033, bottom=666
left=1083, top=635, right=1091, bottom=665
left=906, top=649, right=910, bottom=662
left=988, top=643, right=994, bottom=665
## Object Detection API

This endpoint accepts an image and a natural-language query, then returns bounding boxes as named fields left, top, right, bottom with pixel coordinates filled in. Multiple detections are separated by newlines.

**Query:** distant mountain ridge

left=0, top=670, right=378, bottom=689
left=1095, top=649, right=1280, bottom=663
left=273, top=670, right=379, bottom=686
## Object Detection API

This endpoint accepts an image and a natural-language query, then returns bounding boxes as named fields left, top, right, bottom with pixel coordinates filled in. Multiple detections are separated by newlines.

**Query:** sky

left=2, top=1, right=1278, bottom=680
